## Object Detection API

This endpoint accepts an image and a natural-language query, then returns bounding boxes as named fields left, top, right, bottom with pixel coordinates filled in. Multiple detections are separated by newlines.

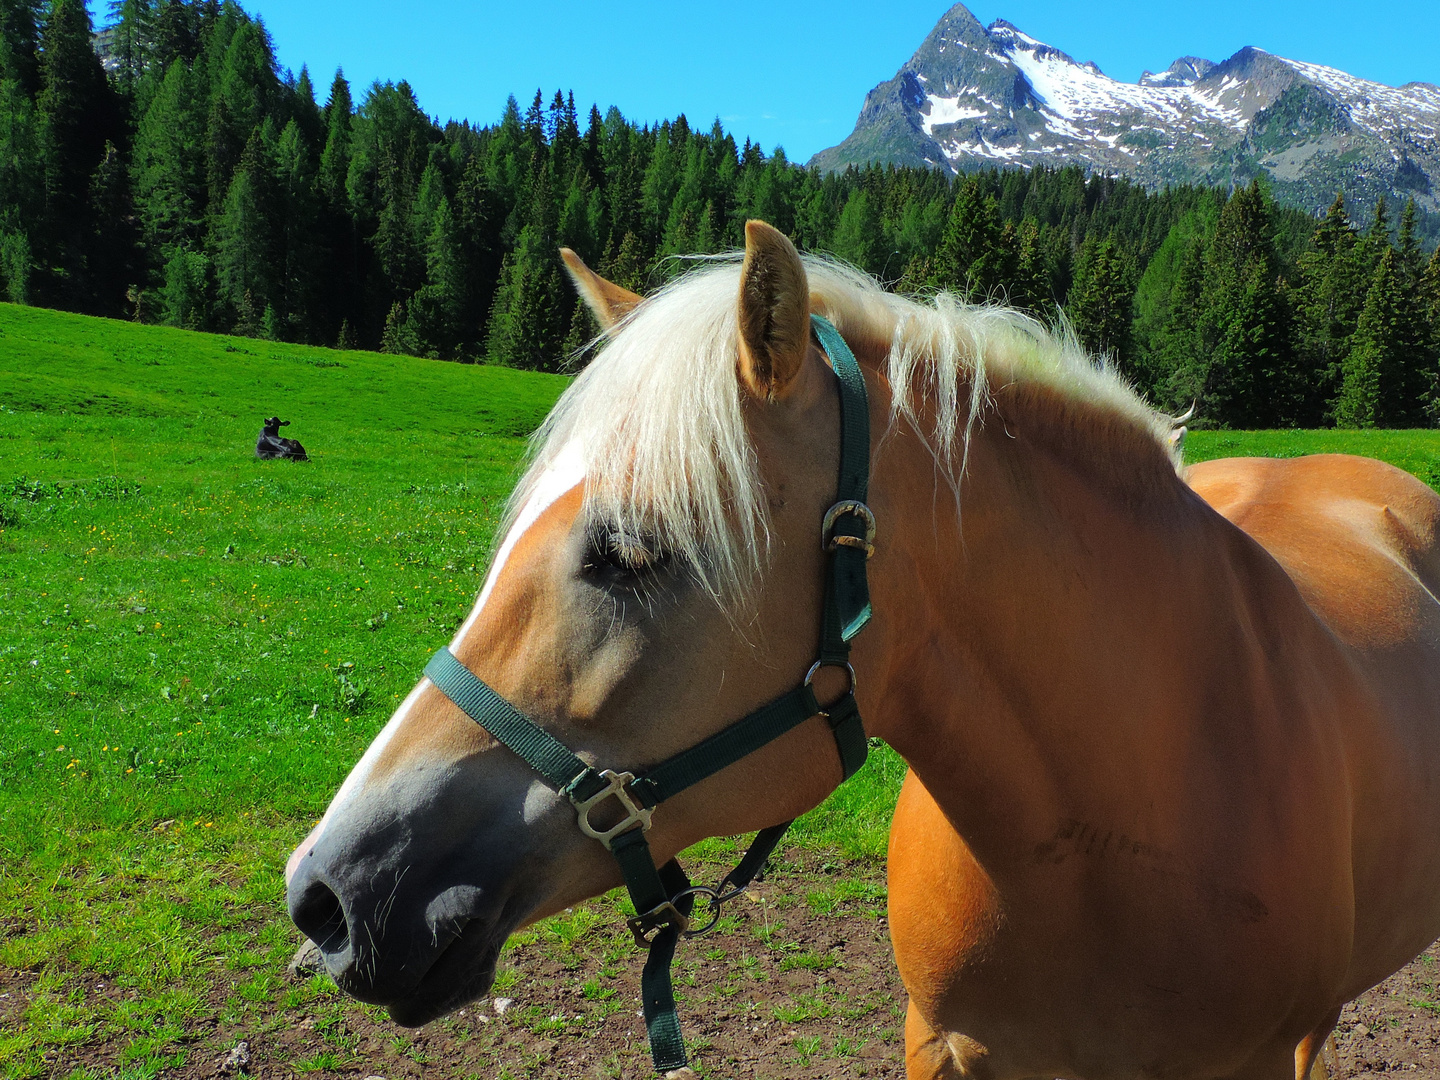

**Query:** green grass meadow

left=2, top=301, right=1438, bottom=1077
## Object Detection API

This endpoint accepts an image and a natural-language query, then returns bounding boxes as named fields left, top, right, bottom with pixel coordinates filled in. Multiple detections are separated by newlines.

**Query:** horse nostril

left=291, top=878, right=350, bottom=956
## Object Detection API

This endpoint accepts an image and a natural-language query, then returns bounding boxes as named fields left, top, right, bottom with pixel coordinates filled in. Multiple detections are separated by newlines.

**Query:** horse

left=285, top=220, right=1440, bottom=1080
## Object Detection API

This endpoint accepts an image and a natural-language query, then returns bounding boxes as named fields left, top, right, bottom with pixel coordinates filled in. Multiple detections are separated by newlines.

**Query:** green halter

left=423, top=314, right=875, bottom=1073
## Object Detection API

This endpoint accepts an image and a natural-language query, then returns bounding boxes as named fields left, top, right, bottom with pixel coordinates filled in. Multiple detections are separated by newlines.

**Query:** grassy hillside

left=2, top=303, right=1438, bottom=1078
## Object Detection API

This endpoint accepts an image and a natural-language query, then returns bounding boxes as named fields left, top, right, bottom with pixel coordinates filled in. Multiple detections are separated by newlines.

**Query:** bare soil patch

left=3, top=855, right=1438, bottom=1079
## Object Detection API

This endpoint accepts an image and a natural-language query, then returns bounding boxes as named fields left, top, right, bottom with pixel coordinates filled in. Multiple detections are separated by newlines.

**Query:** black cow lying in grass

left=255, top=417, right=309, bottom=461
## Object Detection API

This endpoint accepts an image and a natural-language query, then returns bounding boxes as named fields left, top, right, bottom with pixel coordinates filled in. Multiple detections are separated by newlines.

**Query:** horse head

left=285, top=222, right=880, bottom=1026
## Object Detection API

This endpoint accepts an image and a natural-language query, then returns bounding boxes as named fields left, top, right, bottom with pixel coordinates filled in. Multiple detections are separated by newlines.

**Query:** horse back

left=1187, top=453, right=1440, bottom=992
left=1186, top=453, right=1440, bottom=650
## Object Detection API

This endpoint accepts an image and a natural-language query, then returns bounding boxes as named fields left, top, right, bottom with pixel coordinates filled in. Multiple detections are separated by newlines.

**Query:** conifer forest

left=3, top=0, right=1440, bottom=428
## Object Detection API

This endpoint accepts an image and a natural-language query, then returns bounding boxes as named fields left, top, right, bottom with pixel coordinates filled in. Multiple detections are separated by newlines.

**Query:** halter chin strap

left=423, top=314, right=874, bottom=1073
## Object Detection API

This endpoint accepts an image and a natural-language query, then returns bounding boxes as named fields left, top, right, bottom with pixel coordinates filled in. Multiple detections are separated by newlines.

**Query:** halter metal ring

left=570, top=769, right=653, bottom=850
left=822, top=500, right=876, bottom=559
left=669, top=885, right=731, bottom=938
left=805, top=660, right=857, bottom=704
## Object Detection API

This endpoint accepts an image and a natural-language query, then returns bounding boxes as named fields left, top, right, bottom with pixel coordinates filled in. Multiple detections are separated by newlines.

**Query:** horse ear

left=560, top=248, right=642, bottom=330
left=737, top=220, right=810, bottom=402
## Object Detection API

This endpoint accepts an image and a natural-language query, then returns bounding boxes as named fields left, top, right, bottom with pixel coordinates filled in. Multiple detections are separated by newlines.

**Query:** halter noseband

left=423, top=314, right=875, bottom=1073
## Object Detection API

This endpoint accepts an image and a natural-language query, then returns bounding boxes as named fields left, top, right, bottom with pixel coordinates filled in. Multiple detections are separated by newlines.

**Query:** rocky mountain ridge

left=810, top=4, right=1440, bottom=218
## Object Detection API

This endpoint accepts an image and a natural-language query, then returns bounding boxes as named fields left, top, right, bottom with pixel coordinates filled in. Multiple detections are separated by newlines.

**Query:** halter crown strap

left=812, top=314, right=873, bottom=645
left=424, top=313, right=874, bottom=1073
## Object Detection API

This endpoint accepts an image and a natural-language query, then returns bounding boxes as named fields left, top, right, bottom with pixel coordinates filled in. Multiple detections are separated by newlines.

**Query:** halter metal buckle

left=822, top=500, right=876, bottom=559
left=626, top=900, right=691, bottom=946
left=570, top=769, right=654, bottom=850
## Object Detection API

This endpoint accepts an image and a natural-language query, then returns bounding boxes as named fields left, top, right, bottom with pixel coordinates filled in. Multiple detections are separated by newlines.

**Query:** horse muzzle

left=286, top=823, right=517, bottom=1025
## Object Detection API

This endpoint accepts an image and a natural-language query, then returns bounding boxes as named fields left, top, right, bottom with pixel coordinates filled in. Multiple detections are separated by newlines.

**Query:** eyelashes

left=581, top=527, right=670, bottom=584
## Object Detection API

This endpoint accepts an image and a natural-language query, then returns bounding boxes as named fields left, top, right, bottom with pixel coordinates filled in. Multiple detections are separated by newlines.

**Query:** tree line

left=1, top=0, right=1438, bottom=427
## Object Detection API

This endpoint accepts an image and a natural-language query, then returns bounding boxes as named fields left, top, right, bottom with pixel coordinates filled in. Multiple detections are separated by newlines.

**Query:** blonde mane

left=510, top=255, right=1178, bottom=601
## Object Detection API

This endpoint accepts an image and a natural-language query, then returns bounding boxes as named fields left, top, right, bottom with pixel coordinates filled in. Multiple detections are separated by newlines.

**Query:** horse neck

left=863, top=380, right=1211, bottom=860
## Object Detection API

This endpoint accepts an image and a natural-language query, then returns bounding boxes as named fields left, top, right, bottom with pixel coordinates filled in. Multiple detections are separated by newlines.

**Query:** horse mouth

left=384, top=920, right=503, bottom=1028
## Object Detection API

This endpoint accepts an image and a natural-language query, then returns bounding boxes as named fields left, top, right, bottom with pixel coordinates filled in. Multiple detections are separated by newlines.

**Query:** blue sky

left=90, top=1, right=1440, bottom=162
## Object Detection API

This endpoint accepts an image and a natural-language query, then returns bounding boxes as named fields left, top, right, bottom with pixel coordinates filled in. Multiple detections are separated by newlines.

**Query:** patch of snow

left=1276, top=56, right=1440, bottom=137
left=922, top=94, right=987, bottom=136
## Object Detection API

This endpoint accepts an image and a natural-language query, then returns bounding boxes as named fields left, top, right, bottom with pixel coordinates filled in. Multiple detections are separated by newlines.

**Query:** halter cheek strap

left=424, top=314, right=874, bottom=1073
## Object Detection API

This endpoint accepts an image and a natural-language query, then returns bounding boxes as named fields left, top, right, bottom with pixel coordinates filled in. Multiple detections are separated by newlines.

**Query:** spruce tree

left=1066, top=236, right=1134, bottom=375
left=931, top=177, right=1009, bottom=300
left=206, top=15, right=277, bottom=213
left=162, top=246, right=208, bottom=328
left=0, top=72, right=41, bottom=278
left=1010, top=220, right=1053, bottom=321
left=1292, top=194, right=1366, bottom=425
left=486, top=161, right=567, bottom=370
left=405, top=193, right=464, bottom=356
left=1154, top=235, right=1207, bottom=409
left=105, top=0, right=154, bottom=102
left=0, top=0, right=43, bottom=95
left=133, top=58, right=204, bottom=258
left=602, top=229, right=645, bottom=294
left=275, top=118, right=321, bottom=340
left=36, top=0, right=117, bottom=299
left=1192, top=181, right=1292, bottom=427
left=149, top=0, right=198, bottom=71
left=1334, top=248, right=1431, bottom=428
left=1423, top=248, right=1440, bottom=422
left=1, top=228, right=31, bottom=303
left=318, top=70, right=353, bottom=203
left=214, top=127, right=278, bottom=330
left=828, top=187, right=884, bottom=276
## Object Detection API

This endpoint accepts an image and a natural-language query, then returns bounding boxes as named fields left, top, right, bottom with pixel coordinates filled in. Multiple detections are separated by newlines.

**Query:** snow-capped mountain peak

left=811, top=3, right=1440, bottom=219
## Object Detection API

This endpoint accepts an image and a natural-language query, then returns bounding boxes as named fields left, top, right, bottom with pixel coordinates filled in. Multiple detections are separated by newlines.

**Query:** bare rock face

left=811, top=2, right=1440, bottom=219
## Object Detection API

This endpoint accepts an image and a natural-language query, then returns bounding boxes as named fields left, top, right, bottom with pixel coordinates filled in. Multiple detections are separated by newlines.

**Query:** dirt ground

left=5, top=854, right=1439, bottom=1079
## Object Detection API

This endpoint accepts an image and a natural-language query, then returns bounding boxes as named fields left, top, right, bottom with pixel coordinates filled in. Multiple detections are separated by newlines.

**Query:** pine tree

left=1423, top=248, right=1440, bottom=422
left=291, top=66, right=324, bottom=150
left=380, top=298, right=418, bottom=355
left=602, top=229, right=645, bottom=294
left=1, top=227, right=31, bottom=303
left=88, top=140, right=136, bottom=314
left=405, top=193, right=464, bottom=356
left=1423, top=247, right=1440, bottom=336
left=1205, top=258, right=1290, bottom=428
left=149, top=0, right=198, bottom=71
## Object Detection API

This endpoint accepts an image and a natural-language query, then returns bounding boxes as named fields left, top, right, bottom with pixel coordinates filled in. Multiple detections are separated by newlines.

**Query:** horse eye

left=582, top=530, right=664, bottom=579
